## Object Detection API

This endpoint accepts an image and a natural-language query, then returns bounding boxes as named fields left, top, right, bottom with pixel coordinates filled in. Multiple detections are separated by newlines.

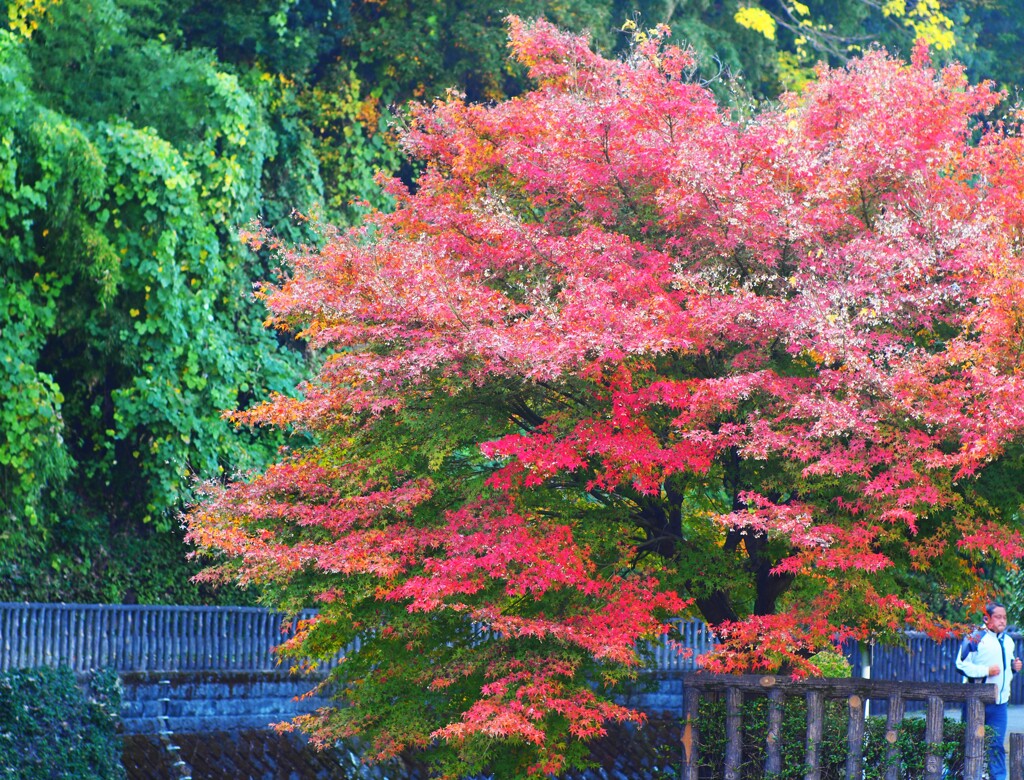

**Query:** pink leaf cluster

left=188, top=17, right=1024, bottom=775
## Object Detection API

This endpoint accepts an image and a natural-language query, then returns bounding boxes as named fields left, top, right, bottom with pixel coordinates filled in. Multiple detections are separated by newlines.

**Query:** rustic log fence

left=681, top=673, right=998, bottom=780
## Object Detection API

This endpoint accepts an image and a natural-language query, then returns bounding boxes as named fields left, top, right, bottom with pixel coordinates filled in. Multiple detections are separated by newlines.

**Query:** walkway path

left=1010, top=705, right=1024, bottom=733
left=941, top=704, right=1024, bottom=748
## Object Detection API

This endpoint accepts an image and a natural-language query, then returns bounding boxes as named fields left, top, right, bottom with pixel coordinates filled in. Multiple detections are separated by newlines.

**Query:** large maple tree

left=187, top=19, right=1024, bottom=778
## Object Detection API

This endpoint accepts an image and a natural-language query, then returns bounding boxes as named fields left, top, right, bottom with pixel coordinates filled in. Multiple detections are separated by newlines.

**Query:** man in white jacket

left=956, top=602, right=1022, bottom=780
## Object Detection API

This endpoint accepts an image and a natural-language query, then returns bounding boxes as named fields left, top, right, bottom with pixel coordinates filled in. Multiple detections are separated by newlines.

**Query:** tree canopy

left=187, top=18, right=1024, bottom=778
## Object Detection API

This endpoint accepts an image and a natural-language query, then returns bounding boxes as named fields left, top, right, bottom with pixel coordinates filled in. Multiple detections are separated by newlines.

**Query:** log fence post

left=724, top=686, right=743, bottom=780
left=804, top=689, right=824, bottom=780
left=923, top=695, right=944, bottom=780
left=766, top=687, right=784, bottom=776
left=1009, top=732, right=1024, bottom=780
left=681, top=686, right=700, bottom=780
left=964, top=694, right=986, bottom=780
left=884, top=692, right=905, bottom=780
left=845, top=693, right=865, bottom=780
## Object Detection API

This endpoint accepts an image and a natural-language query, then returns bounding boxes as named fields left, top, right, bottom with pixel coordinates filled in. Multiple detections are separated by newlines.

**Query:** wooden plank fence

left=0, top=602, right=1019, bottom=696
left=651, top=618, right=719, bottom=670
left=0, top=602, right=326, bottom=673
left=851, top=634, right=1024, bottom=707
left=0, top=602, right=716, bottom=674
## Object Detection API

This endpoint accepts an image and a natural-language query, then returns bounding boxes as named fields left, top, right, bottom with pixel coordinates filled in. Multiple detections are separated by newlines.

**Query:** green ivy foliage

left=165, top=0, right=615, bottom=223
left=344, top=0, right=613, bottom=103
left=612, top=0, right=1024, bottom=100
left=611, top=0, right=780, bottom=96
left=0, top=2, right=308, bottom=602
left=0, top=666, right=125, bottom=779
left=166, top=0, right=354, bottom=81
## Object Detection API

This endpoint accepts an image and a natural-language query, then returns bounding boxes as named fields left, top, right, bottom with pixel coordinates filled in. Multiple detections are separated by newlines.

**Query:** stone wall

left=120, top=670, right=329, bottom=735
left=615, top=672, right=685, bottom=719
left=122, top=724, right=683, bottom=780
left=118, top=671, right=686, bottom=779
left=120, top=670, right=686, bottom=736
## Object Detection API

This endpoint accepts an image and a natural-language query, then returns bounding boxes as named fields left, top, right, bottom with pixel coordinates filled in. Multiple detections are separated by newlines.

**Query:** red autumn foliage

left=188, top=18, right=1024, bottom=778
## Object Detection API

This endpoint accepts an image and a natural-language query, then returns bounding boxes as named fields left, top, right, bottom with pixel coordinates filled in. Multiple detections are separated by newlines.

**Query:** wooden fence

left=0, top=601, right=1019, bottom=693
left=680, top=673, right=996, bottom=780
left=0, top=602, right=323, bottom=673
left=0, top=602, right=716, bottom=674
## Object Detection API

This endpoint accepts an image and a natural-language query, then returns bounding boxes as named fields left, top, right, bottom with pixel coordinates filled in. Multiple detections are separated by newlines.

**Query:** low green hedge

left=0, top=666, right=125, bottom=779
left=698, top=695, right=982, bottom=780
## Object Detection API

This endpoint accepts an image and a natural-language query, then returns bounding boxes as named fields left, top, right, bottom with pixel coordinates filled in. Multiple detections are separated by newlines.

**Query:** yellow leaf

left=734, top=6, right=777, bottom=40
left=882, top=0, right=906, bottom=16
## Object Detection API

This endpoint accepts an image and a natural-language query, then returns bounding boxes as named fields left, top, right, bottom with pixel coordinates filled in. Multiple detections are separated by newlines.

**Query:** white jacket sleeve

left=956, top=633, right=993, bottom=679
left=956, top=653, right=992, bottom=679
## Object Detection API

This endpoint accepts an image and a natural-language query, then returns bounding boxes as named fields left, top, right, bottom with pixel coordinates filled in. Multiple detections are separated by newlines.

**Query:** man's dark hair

left=986, top=602, right=1006, bottom=618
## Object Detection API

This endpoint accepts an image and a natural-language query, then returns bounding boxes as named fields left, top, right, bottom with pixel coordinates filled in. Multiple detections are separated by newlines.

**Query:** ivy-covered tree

left=954, top=0, right=1024, bottom=93
left=0, top=0, right=308, bottom=601
left=188, top=19, right=1024, bottom=779
left=150, top=0, right=615, bottom=222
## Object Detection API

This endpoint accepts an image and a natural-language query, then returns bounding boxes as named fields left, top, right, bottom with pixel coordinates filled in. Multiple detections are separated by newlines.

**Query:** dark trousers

left=986, top=701, right=1009, bottom=780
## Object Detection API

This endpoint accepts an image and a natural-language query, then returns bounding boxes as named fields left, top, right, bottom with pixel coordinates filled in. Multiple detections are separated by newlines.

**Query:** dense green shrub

left=0, top=666, right=125, bottom=779
left=698, top=695, right=977, bottom=780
